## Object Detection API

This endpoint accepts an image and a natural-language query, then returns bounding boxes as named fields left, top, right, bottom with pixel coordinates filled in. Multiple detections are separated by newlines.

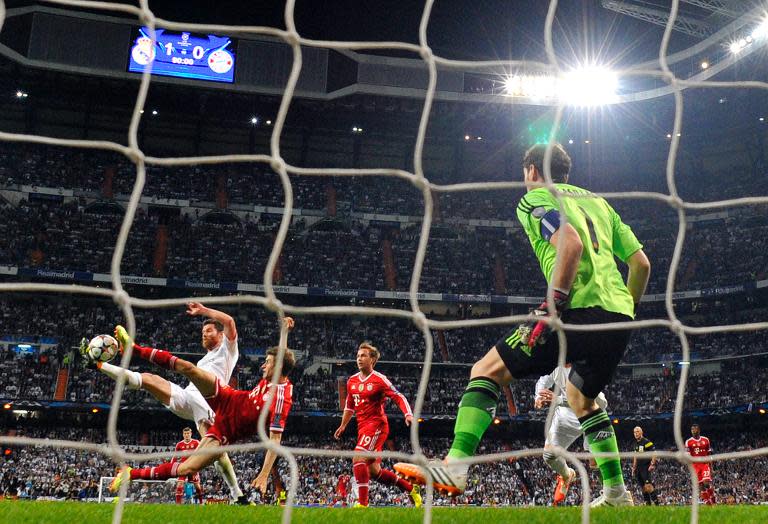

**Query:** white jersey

left=185, top=335, right=239, bottom=393
left=535, top=367, right=607, bottom=410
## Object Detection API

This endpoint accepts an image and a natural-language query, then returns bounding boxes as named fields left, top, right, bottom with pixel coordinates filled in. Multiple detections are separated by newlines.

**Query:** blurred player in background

left=173, top=427, right=204, bottom=504
left=686, top=424, right=715, bottom=505
left=631, top=426, right=659, bottom=505
left=334, top=341, right=421, bottom=508
left=534, top=365, right=608, bottom=505
left=330, top=473, right=352, bottom=507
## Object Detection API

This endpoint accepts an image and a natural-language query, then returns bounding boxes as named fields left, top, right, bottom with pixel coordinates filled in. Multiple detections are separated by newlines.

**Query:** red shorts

left=693, top=463, right=712, bottom=483
left=336, top=486, right=348, bottom=498
left=355, top=422, right=388, bottom=464
left=204, top=381, right=258, bottom=445
left=178, top=472, right=201, bottom=484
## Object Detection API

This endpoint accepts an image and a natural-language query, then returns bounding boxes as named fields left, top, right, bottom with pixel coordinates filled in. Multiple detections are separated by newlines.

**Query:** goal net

left=1, top=1, right=768, bottom=523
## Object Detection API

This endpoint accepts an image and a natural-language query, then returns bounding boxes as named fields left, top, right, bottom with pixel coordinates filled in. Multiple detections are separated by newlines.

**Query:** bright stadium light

left=250, top=116, right=258, bottom=125
left=560, top=67, right=618, bottom=106
left=730, top=41, right=743, bottom=54
left=700, top=61, right=709, bottom=70
left=752, top=19, right=768, bottom=40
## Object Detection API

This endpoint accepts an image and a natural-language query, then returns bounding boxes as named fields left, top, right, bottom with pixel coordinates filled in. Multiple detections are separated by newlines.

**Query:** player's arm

left=646, top=441, right=657, bottom=470
left=610, top=207, right=650, bottom=310
left=186, top=302, right=237, bottom=341
left=383, top=379, right=414, bottom=425
left=534, top=374, right=555, bottom=409
left=626, top=250, right=651, bottom=308
left=334, top=387, right=355, bottom=439
left=548, top=224, right=584, bottom=294
left=251, top=431, right=282, bottom=495
left=334, top=409, right=354, bottom=439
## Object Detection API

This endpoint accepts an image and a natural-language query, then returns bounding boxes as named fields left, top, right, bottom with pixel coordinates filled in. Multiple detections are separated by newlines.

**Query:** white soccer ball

left=87, top=334, right=119, bottom=363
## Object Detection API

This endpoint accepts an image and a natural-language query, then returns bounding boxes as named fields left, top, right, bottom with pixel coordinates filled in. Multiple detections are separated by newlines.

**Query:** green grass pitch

left=3, top=501, right=767, bottom=524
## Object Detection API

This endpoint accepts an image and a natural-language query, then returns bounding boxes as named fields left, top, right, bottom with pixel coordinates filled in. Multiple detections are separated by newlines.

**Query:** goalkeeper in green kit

left=396, top=143, right=650, bottom=507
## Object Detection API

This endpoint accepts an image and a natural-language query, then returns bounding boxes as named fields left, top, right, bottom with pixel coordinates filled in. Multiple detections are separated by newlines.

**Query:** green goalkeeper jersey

left=516, top=183, right=642, bottom=318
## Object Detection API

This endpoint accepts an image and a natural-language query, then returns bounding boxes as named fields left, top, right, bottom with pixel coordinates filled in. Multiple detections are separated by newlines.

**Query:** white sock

left=545, top=455, right=571, bottom=479
left=215, top=454, right=243, bottom=499
left=98, top=362, right=142, bottom=390
left=606, top=480, right=627, bottom=498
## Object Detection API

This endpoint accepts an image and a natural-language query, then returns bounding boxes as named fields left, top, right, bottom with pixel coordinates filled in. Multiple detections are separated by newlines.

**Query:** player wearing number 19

left=395, top=142, right=651, bottom=508
left=334, top=342, right=422, bottom=508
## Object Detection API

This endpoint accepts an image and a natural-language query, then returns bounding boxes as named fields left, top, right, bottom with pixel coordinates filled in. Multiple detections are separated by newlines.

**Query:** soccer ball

left=87, top=334, right=119, bottom=363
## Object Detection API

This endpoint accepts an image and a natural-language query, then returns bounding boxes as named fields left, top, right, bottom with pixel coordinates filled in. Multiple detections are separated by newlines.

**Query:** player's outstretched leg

left=395, top=348, right=507, bottom=496
left=80, top=336, right=143, bottom=389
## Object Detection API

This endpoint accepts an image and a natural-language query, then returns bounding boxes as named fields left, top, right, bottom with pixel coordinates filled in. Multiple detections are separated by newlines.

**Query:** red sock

left=175, top=482, right=183, bottom=504
left=352, top=462, right=370, bottom=507
left=134, top=344, right=178, bottom=370
left=131, top=461, right=180, bottom=481
left=196, top=486, right=204, bottom=505
left=707, top=488, right=716, bottom=505
left=375, top=468, right=413, bottom=493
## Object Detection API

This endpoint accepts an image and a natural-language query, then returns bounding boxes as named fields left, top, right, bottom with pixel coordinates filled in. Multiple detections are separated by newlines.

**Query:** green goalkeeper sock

left=447, top=377, right=501, bottom=459
left=579, top=409, right=625, bottom=491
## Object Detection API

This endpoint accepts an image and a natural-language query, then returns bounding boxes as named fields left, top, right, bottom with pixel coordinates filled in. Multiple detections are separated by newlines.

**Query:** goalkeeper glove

left=519, top=289, right=570, bottom=348
left=78, top=337, right=89, bottom=358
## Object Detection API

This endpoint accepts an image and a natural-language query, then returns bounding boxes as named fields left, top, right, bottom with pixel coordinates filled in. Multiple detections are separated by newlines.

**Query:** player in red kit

left=110, top=318, right=295, bottom=496
left=172, top=427, right=204, bottom=504
left=686, top=423, right=715, bottom=505
left=334, top=341, right=422, bottom=508
left=331, top=473, right=352, bottom=507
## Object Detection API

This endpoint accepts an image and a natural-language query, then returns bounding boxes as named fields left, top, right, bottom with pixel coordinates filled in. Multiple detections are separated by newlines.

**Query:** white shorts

left=167, top=382, right=215, bottom=434
left=546, top=406, right=588, bottom=451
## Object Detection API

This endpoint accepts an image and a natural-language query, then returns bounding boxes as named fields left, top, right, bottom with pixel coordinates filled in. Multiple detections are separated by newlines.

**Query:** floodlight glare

left=752, top=20, right=768, bottom=40
left=560, top=67, right=618, bottom=106
left=700, top=61, right=709, bottom=70
left=730, top=41, right=743, bottom=53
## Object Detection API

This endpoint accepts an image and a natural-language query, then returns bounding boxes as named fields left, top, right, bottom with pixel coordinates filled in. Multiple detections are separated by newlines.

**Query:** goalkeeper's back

left=516, top=144, right=645, bottom=319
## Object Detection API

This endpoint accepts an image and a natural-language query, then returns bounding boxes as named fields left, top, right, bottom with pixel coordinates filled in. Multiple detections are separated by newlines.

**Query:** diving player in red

left=109, top=318, right=295, bottom=496
left=173, top=427, right=203, bottom=504
left=334, top=341, right=422, bottom=508
left=686, top=423, right=715, bottom=505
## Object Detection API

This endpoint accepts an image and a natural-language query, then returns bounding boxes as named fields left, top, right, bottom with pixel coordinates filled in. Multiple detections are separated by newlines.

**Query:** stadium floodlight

left=560, top=66, right=618, bottom=107
left=266, top=120, right=272, bottom=125
left=151, top=109, right=158, bottom=116
left=752, top=19, right=768, bottom=40
left=700, top=61, right=709, bottom=69
left=568, top=139, right=574, bottom=144
left=760, top=117, right=765, bottom=122
left=730, top=41, right=743, bottom=54
left=15, top=90, right=27, bottom=98
left=250, top=116, right=258, bottom=125
left=464, top=135, right=470, bottom=140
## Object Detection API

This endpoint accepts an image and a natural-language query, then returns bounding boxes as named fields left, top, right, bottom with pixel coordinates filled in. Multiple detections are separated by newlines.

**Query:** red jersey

left=344, top=371, right=412, bottom=427
left=686, top=436, right=711, bottom=457
left=336, top=474, right=351, bottom=491
left=205, top=378, right=293, bottom=444
left=172, top=438, right=199, bottom=465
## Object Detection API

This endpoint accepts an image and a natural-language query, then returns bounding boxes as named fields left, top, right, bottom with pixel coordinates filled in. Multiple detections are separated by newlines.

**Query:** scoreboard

left=128, top=27, right=237, bottom=83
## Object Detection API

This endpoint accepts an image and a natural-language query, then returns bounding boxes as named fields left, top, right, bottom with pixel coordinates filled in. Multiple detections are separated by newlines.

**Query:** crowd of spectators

left=1, top=144, right=768, bottom=297
left=2, top=427, right=768, bottom=506
left=1, top=196, right=766, bottom=296
left=1, top=292, right=768, bottom=416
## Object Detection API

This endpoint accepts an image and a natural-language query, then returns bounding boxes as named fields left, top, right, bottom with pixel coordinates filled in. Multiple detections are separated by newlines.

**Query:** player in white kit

left=82, top=302, right=247, bottom=503
left=535, top=365, right=608, bottom=505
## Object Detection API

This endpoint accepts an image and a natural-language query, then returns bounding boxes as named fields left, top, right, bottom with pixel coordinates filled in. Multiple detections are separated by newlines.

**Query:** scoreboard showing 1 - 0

left=128, top=27, right=237, bottom=83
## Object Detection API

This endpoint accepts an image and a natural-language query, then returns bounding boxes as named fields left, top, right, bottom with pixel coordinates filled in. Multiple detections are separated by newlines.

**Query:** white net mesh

left=1, top=0, right=768, bottom=523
